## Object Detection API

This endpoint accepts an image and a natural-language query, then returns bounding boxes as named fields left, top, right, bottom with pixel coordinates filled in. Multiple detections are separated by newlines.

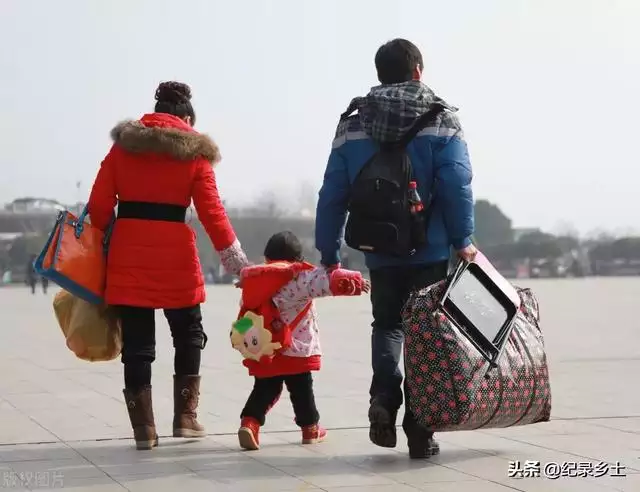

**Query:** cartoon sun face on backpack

left=230, top=311, right=282, bottom=361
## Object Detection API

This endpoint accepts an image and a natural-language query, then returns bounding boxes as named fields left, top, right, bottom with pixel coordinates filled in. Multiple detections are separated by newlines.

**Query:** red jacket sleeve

left=192, top=161, right=249, bottom=275
left=192, top=161, right=236, bottom=251
left=88, top=147, right=118, bottom=231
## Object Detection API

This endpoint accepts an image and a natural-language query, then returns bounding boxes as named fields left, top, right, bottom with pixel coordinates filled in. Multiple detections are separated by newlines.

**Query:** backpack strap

left=396, top=101, right=446, bottom=176
left=289, top=302, right=312, bottom=329
left=391, top=102, right=447, bottom=150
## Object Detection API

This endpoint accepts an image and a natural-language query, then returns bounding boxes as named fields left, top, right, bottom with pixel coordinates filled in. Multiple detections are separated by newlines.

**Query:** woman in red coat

left=88, top=81, right=249, bottom=450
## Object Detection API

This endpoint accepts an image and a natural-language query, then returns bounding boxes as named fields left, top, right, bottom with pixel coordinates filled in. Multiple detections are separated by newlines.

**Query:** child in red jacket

left=232, top=231, right=369, bottom=450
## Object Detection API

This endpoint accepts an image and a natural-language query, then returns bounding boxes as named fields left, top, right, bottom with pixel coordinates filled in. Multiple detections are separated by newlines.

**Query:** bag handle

left=75, top=205, right=116, bottom=255
left=75, top=206, right=89, bottom=238
left=439, top=258, right=470, bottom=307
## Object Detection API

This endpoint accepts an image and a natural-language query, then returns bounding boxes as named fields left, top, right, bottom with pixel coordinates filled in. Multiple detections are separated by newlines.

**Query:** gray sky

left=0, top=0, right=638, bottom=235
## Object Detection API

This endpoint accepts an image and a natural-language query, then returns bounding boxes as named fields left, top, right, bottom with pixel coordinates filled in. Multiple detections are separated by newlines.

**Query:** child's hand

left=362, top=279, right=371, bottom=294
left=329, top=270, right=370, bottom=296
left=336, top=278, right=356, bottom=295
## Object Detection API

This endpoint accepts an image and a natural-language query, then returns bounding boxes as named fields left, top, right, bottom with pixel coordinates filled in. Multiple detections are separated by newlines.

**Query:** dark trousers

left=369, top=261, right=448, bottom=438
left=115, top=305, right=207, bottom=390
left=28, top=278, right=47, bottom=294
left=241, top=372, right=319, bottom=427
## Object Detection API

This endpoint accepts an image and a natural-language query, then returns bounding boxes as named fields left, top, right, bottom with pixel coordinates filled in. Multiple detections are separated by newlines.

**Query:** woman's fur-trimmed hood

left=110, top=119, right=221, bottom=164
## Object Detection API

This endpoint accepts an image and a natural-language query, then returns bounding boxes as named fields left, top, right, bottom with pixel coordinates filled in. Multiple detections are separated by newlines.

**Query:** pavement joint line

left=0, top=425, right=373, bottom=447
left=2, top=415, right=640, bottom=448
left=212, top=443, right=324, bottom=491
left=0, top=391, right=64, bottom=444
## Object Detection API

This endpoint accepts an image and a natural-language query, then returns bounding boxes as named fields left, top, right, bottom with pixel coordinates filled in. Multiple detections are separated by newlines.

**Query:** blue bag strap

left=74, top=206, right=89, bottom=238
left=75, top=205, right=116, bottom=255
left=102, top=212, right=116, bottom=255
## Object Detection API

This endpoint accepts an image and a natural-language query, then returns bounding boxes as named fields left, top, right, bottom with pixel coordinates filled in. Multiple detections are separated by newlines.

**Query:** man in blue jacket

left=315, top=39, right=476, bottom=459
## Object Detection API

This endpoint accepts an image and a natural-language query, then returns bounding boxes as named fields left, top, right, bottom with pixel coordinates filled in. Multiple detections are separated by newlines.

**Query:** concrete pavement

left=1, top=278, right=639, bottom=491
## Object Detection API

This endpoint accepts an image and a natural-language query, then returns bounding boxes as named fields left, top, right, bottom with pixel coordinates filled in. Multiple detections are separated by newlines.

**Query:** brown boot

left=173, top=375, right=207, bottom=438
left=123, top=386, right=158, bottom=450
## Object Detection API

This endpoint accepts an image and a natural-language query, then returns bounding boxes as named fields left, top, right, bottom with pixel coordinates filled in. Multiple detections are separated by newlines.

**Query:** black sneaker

left=368, top=402, right=397, bottom=448
left=408, top=436, right=440, bottom=459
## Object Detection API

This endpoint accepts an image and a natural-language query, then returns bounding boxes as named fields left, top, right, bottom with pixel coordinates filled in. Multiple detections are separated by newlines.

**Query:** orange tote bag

left=34, top=207, right=112, bottom=304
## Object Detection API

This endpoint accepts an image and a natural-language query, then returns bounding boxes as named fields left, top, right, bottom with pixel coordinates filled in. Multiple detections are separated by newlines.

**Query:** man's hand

left=456, top=243, right=478, bottom=263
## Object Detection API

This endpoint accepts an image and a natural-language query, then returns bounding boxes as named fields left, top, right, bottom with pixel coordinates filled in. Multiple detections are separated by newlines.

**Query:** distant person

left=315, top=39, right=476, bottom=459
left=88, top=81, right=250, bottom=450
left=25, top=254, right=43, bottom=294
left=234, top=231, right=369, bottom=450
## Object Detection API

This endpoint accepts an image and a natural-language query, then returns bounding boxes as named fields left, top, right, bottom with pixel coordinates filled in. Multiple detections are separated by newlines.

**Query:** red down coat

left=88, top=112, right=247, bottom=308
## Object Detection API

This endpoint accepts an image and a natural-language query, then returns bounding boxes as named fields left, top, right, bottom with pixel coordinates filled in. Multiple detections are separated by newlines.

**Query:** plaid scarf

left=341, top=81, right=456, bottom=143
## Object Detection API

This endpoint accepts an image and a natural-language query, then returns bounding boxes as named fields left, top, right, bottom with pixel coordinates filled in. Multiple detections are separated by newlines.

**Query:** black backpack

left=344, top=103, right=446, bottom=256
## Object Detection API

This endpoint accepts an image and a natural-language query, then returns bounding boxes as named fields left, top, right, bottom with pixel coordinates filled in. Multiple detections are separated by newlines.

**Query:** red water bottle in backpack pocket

left=408, top=181, right=425, bottom=213
left=408, top=181, right=427, bottom=249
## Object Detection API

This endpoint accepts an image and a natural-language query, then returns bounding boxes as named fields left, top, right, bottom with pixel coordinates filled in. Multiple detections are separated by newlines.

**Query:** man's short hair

left=375, top=39, right=424, bottom=84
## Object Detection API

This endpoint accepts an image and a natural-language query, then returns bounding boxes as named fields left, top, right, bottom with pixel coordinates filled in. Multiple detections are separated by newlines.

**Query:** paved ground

left=0, top=277, right=639, bottom=491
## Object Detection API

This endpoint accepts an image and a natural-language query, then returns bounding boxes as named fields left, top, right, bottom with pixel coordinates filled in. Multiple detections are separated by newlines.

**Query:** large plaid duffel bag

left=402, top=282, right=551, bottom=431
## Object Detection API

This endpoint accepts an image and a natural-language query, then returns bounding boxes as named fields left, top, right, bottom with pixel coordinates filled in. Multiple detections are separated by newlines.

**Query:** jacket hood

left=344, top=81, right=456, bottom=143
left=110, top=113, right=221, bottom=163
left=240, top=262, right=314, bottom=309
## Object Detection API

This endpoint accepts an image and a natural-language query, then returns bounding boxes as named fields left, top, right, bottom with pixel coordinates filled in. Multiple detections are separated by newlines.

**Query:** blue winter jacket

left=315, top=81, right=474, bottom=270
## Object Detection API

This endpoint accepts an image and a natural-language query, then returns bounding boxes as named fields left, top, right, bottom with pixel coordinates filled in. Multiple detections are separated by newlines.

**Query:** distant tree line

left=588, top=236, right=640, bottom=260
left=1, top=196, right=639, bottom=282
left=474, top=199, right=582, bottom=259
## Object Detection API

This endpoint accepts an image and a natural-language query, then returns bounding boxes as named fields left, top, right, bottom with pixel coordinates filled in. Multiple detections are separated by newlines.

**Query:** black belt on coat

left=117, top=201, right=187, bottom=222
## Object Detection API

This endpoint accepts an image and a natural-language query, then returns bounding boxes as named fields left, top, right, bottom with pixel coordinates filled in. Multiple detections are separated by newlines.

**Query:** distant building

left=4, top=198, right=65, bottom=214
